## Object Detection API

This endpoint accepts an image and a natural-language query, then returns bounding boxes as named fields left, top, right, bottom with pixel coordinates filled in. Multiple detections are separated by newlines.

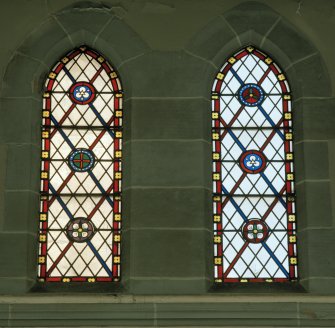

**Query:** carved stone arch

left=0, top=2, right=148, bottom=293
left=186, top=1, right=331, bottom=100
left=1, top=4, right=149, bottom=99
left=186, top=1, right=333, bottom=293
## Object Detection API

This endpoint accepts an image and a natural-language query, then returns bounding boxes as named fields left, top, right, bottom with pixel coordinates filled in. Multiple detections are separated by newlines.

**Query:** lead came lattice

left=38, top=46, right=122, bottom=282
left=212, top=46, right=298, bottom=283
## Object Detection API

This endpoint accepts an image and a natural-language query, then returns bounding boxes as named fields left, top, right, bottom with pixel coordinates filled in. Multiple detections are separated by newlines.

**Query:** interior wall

left=0, top=0, right=334, bottom=326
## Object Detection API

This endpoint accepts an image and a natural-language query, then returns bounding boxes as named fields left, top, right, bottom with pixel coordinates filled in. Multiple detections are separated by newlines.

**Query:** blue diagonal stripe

left=260, top=173, right=286, bottom=207
left=221, top=185, right=248, bottom=223
left=50, top=184, right=113, bottom=277
left=63, top=67, right=76, bottom=84
left=230, top=68, right=244, bottom=85
left=88, top=171, right=114, bottom=208
left=50, top=116, right=75, bottom=150
left=258, top=105, right=284, bottom=140
left=87, top=240, right=113, bottom=277
left=227, top=130, right=246, bottom=152
left=89, top=103, right=115, bottom=139
left=49, top=183, right=74, bottom=221
left=261, top=241, right=289, bottom=278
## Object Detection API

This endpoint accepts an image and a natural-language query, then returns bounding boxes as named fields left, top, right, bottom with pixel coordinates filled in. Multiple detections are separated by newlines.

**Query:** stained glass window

left=212, top=46, right=298, bottom=283
left=38, top=46, right=122, bottom=282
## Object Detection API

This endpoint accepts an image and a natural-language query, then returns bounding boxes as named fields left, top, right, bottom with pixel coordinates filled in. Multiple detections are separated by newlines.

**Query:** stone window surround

left=0, top=1, right=333, bottom=299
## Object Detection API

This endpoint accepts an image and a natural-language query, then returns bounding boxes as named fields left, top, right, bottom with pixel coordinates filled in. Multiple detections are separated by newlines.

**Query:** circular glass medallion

left=242, top=219, right=269, bottom=243
left=238, top=83, right=264, bottom=107
left=68, top=149, right=95, bottom=172
left=239, top=150, right=266, bottom=174
left=69, top=82, right=96, bottom=105
left=66, top=218, right=95, bottom=243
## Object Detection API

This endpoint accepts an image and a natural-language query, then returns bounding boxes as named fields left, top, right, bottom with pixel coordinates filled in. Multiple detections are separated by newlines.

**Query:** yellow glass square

left=115, top=151, right=122, bottom=158
left=246, top=46, right=254, bottom=52
left=115, top=111, right=122, bottom=117
left=88, top=278, right=95, bottom=282
left=288, top=215, right=296, bottom=222
left=213, top=153, right=220, bottom=160
left=41, top=172, right=48, bottom=179
left=290, top=257, right=297, bottom=265
left=48, top=72, right=56, bottom=79
left=212, top=133, right=219, bottom=140
left=42, top=111, right=50, bottom=118
left=114, top=256, right=121, bottom=264
left=211, top=94, right=219, bottom=100
left=284, top=113, right=292, bottom=119
left=39, top=235, right=46, bottom=242
left=114, top=235, right=121, bottom=242
left=42, top=131, right=49, bottom=138
left=214, top=257, right=222, bottom=265
left=40, top=213, right=47, bottom=221
left=213, top=173, right=220, bottom=181
left=110, top=72, right=117, bottom=78
left=289, top=236, right=296, bottom=243
left=41, top=151, right=49, bottom=159
left=278, top=74, right=286, bottom=81
left=98, top=56, right=105, bottom=63
left=43, top=92, right=50, bottom=98
left=286, top=153, right=293, bottom=160
left=228, top=57, right=236, bottom=64
left=38, top=256, right=45, bottom=264
left=285, top=133, right=293, bottom=140
left=213, top=196, right=220, bottom=202
left=212, top=112, right=219, bottom=119
left=115, top=131, right=122, bottom=138
left=114, top=214, right=121, bottom=221
left=284, top=94, right=291, bottom=100
left=265, top=57, right=273, bottom=64
left=214, top=236, right=221, bottom=243
left=61, top=57, right=69, bottom=64
left=213, top=215, right=220, bottom=222
left=115, top=172, right=122, bottom=179
left=216, top=72, right=224, bottom=80
left=115, top=93, right=123, bottom=98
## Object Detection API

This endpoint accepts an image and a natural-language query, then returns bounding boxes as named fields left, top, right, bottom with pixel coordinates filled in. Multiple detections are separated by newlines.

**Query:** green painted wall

left=0, top=0, right=334, bottom=326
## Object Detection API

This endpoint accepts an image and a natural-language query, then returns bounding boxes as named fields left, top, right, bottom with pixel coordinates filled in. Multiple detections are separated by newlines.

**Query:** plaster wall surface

left=0, top=0, right=334, bottom=326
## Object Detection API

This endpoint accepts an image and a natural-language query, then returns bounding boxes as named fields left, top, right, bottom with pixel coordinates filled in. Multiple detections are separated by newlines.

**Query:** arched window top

left=212, top=46, right=297, bottom=283
left=45, top=46, right=122, bottom=127
left=38, top=46, right=122, bottom=283
left=46, top=46, right=122, bottom=92
left=212, top=45, right=291, bottom=129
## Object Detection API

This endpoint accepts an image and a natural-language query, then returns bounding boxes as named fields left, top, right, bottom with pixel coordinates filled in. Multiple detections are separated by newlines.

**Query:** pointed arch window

left=38, top=46, right=122, bottom=282
left=212, top=46, right=297, bottom=283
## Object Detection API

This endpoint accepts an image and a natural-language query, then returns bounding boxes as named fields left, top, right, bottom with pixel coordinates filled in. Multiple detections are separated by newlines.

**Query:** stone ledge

left=0, top=294, right=334, bottom=303
left=0, top=295, right=334, bottom=327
